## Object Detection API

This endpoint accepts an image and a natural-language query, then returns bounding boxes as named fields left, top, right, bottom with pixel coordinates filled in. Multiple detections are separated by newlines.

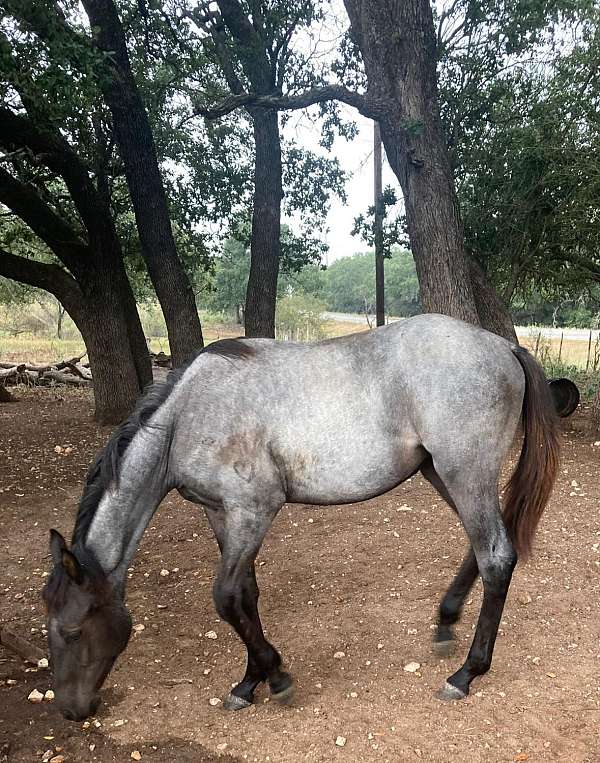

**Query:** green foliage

left=437, top=0, right=600, bottom=302
left=275, top=293, right=328, bottom=342
left=323, top=248, right=420, bottom=316
left=351, top=186, right=406, bottom=257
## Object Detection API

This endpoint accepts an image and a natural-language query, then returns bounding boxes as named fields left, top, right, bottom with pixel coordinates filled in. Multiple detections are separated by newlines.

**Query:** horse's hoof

left=270, top=681, right=295, bottom=705
left=223, top=693, right=253, bottom=711
left=437, top=681, right=466, bottom=702
left=433, top=639, right=455, bottom=657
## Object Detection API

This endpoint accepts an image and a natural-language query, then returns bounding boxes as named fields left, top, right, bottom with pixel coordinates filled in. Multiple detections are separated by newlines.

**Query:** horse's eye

left=63, top=630, right=81, bottom=644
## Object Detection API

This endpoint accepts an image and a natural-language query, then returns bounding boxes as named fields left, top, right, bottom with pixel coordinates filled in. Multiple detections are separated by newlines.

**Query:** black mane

left=72, top=338, right=254, bottom=548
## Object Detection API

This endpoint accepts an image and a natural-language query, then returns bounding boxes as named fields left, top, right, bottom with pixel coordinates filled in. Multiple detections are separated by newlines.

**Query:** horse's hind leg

left=421, top=461, right=479, bottom=655
left=429, top=459, right=517, bottom=700
left=210, top=502, right=292, bottom=710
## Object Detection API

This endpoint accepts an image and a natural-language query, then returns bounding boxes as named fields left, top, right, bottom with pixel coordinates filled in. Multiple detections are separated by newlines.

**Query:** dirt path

left=1, top=389, right=599, bottom=762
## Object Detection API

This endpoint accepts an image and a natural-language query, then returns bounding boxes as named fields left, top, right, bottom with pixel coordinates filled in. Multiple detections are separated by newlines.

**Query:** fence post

left=586, top=330, right=593, bottom=372
left=558, top=330, right=563, bottom=362
left=534, top=331, right=541, bottom=358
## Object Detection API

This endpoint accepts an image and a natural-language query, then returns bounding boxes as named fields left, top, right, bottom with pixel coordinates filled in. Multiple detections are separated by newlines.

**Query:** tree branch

left=0, top=106, right=106, bottom=239
left=0, top=248, right=83, bottom=310
left=0, top=166, right=89, bottom=275
left=194, top=85, right=376, bottom=120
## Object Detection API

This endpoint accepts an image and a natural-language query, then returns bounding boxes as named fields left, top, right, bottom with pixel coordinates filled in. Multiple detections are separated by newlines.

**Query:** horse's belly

left=284, top=440, right=426, bottom=505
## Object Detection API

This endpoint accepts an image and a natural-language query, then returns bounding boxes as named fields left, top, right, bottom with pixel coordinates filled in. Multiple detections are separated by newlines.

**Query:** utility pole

left=374, top=121, right=385, bottom=326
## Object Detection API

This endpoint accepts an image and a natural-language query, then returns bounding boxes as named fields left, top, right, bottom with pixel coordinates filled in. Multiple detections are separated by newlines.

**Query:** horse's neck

left=83, top=427, right=170, bottom=584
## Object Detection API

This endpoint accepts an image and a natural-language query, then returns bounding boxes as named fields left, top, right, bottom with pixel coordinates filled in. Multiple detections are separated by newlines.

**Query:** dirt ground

left=0, top=387, right=599, bottom=763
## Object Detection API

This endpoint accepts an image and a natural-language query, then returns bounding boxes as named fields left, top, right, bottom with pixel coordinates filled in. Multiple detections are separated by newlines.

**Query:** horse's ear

left=61, top=549, right=84, bottom=584
left=49, top=529, right=67, bottom=566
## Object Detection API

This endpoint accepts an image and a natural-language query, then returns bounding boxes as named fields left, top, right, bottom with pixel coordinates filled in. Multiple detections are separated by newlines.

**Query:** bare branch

left=194, top=85, right=376, bottom=120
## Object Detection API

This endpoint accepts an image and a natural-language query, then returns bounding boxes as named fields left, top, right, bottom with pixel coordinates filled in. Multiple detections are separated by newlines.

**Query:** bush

left=275, top=294, right=328, bottom=342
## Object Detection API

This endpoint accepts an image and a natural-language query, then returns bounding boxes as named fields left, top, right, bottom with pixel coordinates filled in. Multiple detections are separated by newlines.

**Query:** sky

left=278, top=3, right=404, bottom=265
left=282, top=105, right=404, bottom=265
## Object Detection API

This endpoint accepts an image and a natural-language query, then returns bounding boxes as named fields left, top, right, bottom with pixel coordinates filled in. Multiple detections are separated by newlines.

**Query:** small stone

left=44, top=689, right=55, bottom=701
left=133, top=624, right=145, bottom=634
left=205, top=630, right=218, bottom=640
left=335, top=736, right=346, bottom=747
left=203, top=668, right=211, bottom=675
left=546, top=672, right=557, bottom=678
left=518, top=593, right=532, bottom=605
left=27, top=688, right=44, bottom=703
left=6, top=679, right=17, bottom=686
left=216, top=743, right=228, bottom=751
left=49, top=756, right=65, bottom=763
left=403, top=661, right=421, bottom=673
left=532, top=657, right=541, bottom=665
left=89, top=745, right=96, bottom=752
left=333, top=651, right=345, bottom=660
left=160, top=569, right=170, bottom=577
left=37, top=658, right=49, bottom=669
left=571, top=480, right=579, bottom=487
left=113, top=719, right=126, bottom=727
left=131, top=751, right=142, bottom=761
left=209, top=697, right=221, bottom=706
left=349, top=691, right=358, bottom=698
left=42, top=751, right=53, bottom=762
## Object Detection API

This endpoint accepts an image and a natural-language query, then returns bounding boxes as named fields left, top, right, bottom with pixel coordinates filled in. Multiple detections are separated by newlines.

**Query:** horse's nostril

left=62, top=709, right=76, bottom=721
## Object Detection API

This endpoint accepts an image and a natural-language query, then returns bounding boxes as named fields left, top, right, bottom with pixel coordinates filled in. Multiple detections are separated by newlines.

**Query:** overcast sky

left=282, top=105, right=404, bottom=265
left=278, top=2, right=404, bottom=265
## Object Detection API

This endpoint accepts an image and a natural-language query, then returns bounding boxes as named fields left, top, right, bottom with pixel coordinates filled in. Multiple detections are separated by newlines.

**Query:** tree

left=189, top=0, right=348, bottom=337
left=8, top=0, right=204, bottom=366
left=187, top=1, right=516, bottom=339
left=0, top=108, right=152, bottom=423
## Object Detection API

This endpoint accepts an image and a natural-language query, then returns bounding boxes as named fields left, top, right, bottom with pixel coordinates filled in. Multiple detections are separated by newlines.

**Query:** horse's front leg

left=208, top=502, right=292, bottom=710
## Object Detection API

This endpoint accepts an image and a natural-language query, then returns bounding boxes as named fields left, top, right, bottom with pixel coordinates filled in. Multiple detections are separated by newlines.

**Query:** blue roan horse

left=43, top=314, right=559, bottom=720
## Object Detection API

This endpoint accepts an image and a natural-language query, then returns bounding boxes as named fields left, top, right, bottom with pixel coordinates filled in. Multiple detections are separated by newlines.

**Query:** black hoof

left=437, top=681, right=467, bottom=702
left=433, top=639, right=455, bottom=657
left=270, top=673, right=294, bottom=705
left=223, top=693, right=253, bottom=711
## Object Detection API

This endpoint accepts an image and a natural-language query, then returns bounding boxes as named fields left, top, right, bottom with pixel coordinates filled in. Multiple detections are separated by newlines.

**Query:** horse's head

left=42, top=530, right=132, bottom=721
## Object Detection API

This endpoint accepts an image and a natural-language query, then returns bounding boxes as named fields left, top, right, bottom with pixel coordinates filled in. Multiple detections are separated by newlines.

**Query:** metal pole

left=374, top=122, right=385, bottom=327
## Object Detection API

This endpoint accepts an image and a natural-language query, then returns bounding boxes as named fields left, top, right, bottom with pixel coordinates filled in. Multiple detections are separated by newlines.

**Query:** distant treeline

left=207, top=243, right=600, bottom=328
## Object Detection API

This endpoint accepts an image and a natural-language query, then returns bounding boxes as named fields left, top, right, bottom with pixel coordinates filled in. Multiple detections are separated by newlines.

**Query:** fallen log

left=0, top=365, right=25, bottom=379
left=43, top=370, right=91, bottom=386
left=0, top=626, right=45, bottom=664
left=0, top=352, right=86, bottom=374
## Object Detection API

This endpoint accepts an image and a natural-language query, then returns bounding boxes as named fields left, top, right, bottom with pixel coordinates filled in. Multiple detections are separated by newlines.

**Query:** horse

left=42, top=314, right=559, bottom=721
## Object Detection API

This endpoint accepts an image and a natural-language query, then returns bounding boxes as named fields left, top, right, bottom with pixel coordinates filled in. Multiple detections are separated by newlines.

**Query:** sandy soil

left=1, top=387, right=599, bottom=763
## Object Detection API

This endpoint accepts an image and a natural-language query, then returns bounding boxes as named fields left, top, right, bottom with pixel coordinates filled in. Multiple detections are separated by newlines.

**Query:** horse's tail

left=503, top=346, right=560, bottom=559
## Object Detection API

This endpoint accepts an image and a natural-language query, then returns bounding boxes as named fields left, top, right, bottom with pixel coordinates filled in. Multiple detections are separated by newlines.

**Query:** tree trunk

left=245, top=108, right=282, bottom=338
left=81, top=0, right=204, bottom=367
left=78, top=312, right=140, bottom=424
left=469, top=260, right=518, bottom=343
left=343, top=0, right=515, bottom=336
left=0, top=250, right=145, bottom=424
left=112, top=265, right=153, bottom=390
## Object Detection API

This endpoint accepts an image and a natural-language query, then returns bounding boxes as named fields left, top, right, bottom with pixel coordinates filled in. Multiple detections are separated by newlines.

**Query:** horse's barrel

left=548, top=378, right=580, bottom=418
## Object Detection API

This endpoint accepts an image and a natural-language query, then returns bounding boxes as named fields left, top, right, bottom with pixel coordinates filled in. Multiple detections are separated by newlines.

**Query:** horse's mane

left=72, top=338, right=254, bottom=548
